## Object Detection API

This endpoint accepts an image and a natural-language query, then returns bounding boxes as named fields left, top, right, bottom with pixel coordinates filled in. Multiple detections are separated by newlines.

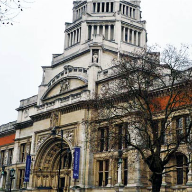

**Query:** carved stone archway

left=33, top=137, right=72, bottom=192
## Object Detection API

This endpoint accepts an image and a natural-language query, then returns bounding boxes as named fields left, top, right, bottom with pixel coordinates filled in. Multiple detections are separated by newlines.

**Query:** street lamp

left=9, top=168, right=15, bottom=192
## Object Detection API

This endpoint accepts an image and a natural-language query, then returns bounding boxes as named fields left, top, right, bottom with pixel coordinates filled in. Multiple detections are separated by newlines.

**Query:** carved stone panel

left=63, top=129, right=74, bottom=145
left=60, top=79, right=70, bottom=93
left=36, top=135, right=49, bottom=152
left=50, top=111, right=60, bottom=128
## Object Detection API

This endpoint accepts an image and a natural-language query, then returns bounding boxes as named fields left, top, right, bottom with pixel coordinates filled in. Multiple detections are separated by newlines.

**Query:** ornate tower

left=38, top=0, right=147, bottom=103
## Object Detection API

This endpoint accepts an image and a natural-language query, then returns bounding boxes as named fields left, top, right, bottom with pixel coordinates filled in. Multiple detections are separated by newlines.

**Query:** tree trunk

left=151, top=173, right=162, bottom=192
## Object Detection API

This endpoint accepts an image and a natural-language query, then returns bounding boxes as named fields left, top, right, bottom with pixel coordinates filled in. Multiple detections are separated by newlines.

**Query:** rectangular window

left=20, top=143, right=26, bottom=163
left=97, top=3, right=100, bottom=12
left=176, top=115, right=191, bottom=142
left=99, top=127, right=109, bottom=152
left=106, top=2, right=109, bottom=12
left=111, top=2, right=114, bottom=12
left=133, top=9, right=136, bottom=18
left=88, top=26, right=92, bottom=40
left=126, top=6, right=128, bottom=16
left=8, top=148, right=13, bottom=165
left=176, top=155, right=184, bottom=185
left=123, top=158, right=128, bottom=185
left=19, top=169, right=25, bottom=189
left=98, top=160, right=109, bottom=187
left=93, top=3, right=96, bottom=13
left=1, top=150, right=5, bottom=166
left=111, top=25, right=114, bottom=40
left=102, top=2, right=105, bottom=12
left=138, top=32, right=141, bottom=46
left=119, top=4, right=122, bottom=12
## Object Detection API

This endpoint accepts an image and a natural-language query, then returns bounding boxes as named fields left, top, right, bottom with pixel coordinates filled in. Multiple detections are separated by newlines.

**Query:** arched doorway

left=33, top=136, right=72, bottom=192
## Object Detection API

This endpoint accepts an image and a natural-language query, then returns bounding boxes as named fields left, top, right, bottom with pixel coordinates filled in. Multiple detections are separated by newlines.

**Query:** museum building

left=0, top=0, right=192, bottom=192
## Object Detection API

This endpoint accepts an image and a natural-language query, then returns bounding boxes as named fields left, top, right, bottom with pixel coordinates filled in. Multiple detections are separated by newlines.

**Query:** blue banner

left=24, top=155, right=31, bottom=182
left=73, top=147, right=80, bottom=179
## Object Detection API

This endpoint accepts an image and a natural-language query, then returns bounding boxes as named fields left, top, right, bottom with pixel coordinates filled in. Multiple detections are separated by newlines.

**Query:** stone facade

left=0, top=1, right=192, bottom=192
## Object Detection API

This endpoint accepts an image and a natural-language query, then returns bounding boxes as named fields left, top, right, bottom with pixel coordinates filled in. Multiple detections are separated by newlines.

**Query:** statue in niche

left=60, top=79, right=70, bottom=93
left=50, top=111, right=60, bottom=127
left=92, top=52, right=99, bottom=63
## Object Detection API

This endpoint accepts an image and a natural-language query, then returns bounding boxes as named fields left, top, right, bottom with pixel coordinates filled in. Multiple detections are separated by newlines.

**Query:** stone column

left=0, top=175, right=4, bottom=188
left=123, top=27, right=125, bottom=42
left=100, top=3, right=102, bottom=13
left=104, top=2, right=106, bottom=12
left=131, top=8, right=134, bottom=18
left=76, top=29, right=78, bottom=43
left=127, top=28, right=130, bottom=43
left=92, top=25, right=94, bottom=37
left=78, top=28, right=81, bottom=42
left=95, top=3, right=98, bottom=13
left=187, top=154, right=192, bottom=186
left=109, top=2, right=111, bottom=12
left=108, top=25, right=111, bottom=40
left=136, top=31, right=138, bottom=46
left=106, top=159, right=113, bottom=187
left=97, top=25, right=100, bottom=34
left=64, top=32, right=68, bottom=49
left=103, top=25, right=105, bottom=38
left=132, top=30, right=134, bottom=44
left=124, top=5, right=126, bottom=15
left=68, top=33, right=71, bottom=47
left=113, top=25, right=115, bottom=40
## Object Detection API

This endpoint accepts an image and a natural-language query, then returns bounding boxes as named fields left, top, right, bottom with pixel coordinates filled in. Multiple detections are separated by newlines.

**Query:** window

left=8, top=148, right=13, bottom=165
left=99, top=127, right=109, bottom=152
left=176, top=115, right=191, bottom=142
left=18, top=169, right=25, bottom=189
left=20, top=143, right=26, bottom=162
left=88, top=25, right=92, bottom=40
left=123, top=158, right=128, bottom=185
left=106, top=2, right=109, bottom=12
left=176, top=154, right=188, bottom=185
left=153, top=119, right=166, bottom=145
left=93, top=3, right=96, bottom=13
left=98, top=160, right=109, bottom=186
left=117, top=124, right=128, bottom=150
left=102, top=3, right=105, bottom=12
left=1, top=150, right=5, bottom=166
left=111, top=2, right=114, bottom=12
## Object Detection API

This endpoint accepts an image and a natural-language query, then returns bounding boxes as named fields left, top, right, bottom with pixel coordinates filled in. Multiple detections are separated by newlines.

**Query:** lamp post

left=9, top=168, right=15, bottom=192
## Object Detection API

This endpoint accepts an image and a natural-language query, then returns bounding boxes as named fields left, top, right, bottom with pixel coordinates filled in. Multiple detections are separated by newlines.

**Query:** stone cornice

left=14, top=120, right=33, bottom=130
left=31, top=101, right=87, bottom=123
left=52, top=49, right=90, bottom=66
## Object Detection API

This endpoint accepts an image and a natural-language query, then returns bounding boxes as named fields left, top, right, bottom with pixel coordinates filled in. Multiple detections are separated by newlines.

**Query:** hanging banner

left=24, top=155, right=31, bottom=182
left=73, top=147, right=80, bottom=179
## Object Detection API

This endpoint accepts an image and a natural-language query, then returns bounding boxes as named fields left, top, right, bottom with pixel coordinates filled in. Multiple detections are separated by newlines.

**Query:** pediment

left=42, top=77, right=87, bottom=101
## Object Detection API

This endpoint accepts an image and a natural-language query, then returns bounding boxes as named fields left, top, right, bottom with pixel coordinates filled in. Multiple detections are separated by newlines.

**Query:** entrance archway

left=33, top=136, right=72, bottom=192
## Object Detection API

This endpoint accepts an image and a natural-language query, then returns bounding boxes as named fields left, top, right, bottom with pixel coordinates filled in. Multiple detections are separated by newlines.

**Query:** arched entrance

left=33, top=136, right=72, bottom=192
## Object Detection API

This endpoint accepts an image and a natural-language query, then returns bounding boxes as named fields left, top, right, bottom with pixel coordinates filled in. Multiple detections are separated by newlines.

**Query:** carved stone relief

left=50, top=111, right=60, bottom=127
left=92, top=51, right=99, bottom=63
left=63, top=129, right=74, bottom=144
left=36, top=135, right=49, bottom=152
left=60, top=79, right=70, bottom=93
left=24, top=109, right=29, bottom=118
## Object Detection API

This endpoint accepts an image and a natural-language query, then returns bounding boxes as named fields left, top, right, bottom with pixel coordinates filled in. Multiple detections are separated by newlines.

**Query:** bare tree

left=0, top=0, right=32, bottom=25
left=87, top=45, right=192, bottom=192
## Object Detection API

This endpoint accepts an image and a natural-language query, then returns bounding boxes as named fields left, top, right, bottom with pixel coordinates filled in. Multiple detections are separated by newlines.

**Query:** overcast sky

left=0, top=0, right=192, bottom=125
